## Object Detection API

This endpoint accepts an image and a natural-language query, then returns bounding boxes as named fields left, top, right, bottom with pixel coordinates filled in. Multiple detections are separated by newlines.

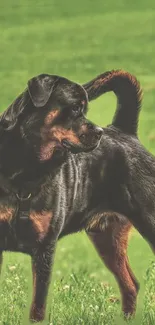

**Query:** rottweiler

left=0, top=69, right=152, bottom=323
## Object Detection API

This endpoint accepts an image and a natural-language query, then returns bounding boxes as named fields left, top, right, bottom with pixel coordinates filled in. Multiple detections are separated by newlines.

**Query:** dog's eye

left=72, top=106, right=80, bottom=115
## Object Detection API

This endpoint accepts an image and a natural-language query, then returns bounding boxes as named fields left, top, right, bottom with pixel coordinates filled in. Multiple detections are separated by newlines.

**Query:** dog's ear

left=28, top=74, right=58, bottom=108
left=0, top=93, right=26, bottom=131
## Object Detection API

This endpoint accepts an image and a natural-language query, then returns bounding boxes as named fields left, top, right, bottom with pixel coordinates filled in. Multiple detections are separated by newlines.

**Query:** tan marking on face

left=40, top=142, right=55, bottom=161
left=0, top=207, right=14, bottom=222
left=52, top=127, right=80, bottom=145
left=30, top=211, right=52, bottom=240
left=40, top=126, right=80, bottom=161
left=80, top=124, right=88, bottom=133
left=44, top=109, right=59, bottom=125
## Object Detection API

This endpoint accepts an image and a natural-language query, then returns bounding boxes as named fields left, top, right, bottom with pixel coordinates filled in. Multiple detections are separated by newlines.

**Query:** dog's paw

left=30, top=305, right=45, bottom=323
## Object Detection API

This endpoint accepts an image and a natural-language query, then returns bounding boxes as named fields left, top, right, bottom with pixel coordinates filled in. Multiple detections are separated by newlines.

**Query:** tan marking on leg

left=86, top=211, right=119, bottom=232
left=30, top=262, right=46, bottom=322
left=87, top=213, right=139, bottom=317
left=0, top=207, right=14, bottom=222
left=30, top=211, right=52, bottom=240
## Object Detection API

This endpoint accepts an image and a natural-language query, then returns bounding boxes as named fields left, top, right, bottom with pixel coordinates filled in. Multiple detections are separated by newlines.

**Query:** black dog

left=0, top=70, right=151, bottom=323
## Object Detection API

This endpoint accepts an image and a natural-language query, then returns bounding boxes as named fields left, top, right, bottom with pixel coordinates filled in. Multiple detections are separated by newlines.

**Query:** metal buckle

left=16, top=193, right=32, bottom=201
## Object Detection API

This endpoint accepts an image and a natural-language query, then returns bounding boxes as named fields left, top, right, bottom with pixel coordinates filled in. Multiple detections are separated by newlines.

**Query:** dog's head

left=0, top=74, right=103, bottom=163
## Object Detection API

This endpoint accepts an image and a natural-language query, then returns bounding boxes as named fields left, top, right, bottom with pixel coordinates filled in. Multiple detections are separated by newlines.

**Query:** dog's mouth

left=61, top=126, right=103, bottom=153
left=61, top=138, right=100, bottom=153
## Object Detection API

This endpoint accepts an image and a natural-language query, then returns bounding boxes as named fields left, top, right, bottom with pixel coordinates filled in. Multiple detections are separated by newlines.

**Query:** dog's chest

left=0, top=205, right=53, bottom=253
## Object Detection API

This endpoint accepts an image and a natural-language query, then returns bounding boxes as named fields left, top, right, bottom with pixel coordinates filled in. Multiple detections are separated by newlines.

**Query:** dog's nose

left=95, top=127, right=103, bottom=139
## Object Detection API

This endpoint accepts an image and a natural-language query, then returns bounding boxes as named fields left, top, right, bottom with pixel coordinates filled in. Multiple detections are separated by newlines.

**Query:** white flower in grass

left=14, top=276, right=19, bottom=281
left=8, top=265, right=16, bottom=271
left=62, top=285, right=70, bottom=290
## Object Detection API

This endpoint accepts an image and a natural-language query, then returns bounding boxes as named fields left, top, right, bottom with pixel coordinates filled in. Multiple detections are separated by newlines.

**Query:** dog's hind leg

left=86, top=213, right=139, bottom=317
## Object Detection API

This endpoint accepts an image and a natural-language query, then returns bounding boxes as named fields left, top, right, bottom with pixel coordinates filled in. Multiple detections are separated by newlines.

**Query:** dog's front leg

left=30, top=241, right=56, bottom=323
left=0, top=253, right=3, bottom=274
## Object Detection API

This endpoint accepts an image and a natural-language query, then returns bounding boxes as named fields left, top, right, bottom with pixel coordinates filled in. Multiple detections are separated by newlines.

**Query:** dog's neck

left=0, top=138, right=67, bottom=196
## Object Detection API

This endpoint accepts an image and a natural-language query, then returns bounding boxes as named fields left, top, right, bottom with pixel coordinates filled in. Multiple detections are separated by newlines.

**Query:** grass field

left=0, top=0, right=155, bottom=324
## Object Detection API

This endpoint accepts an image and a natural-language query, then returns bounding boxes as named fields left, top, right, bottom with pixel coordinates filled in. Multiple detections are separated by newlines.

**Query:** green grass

left=0, top=0, right=155, bottom=324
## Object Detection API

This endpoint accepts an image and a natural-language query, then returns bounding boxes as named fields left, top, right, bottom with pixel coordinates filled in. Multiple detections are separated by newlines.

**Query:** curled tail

left=83, top=70, right=143, bottom=136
